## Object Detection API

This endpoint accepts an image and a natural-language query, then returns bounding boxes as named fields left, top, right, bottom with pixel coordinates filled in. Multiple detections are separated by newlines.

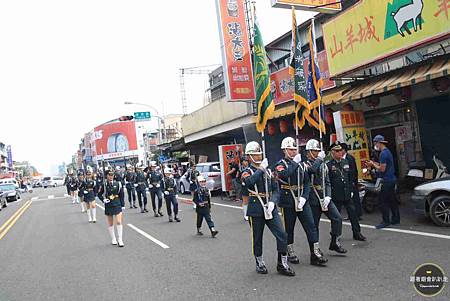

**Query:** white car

left=0, top=178, right=19, bottom=189
left=42, top=176, right=65, bottom=188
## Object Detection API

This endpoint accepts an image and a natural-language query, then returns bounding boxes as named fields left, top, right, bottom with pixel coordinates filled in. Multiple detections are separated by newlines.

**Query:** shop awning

left=337, top=56, right=450, bottom=104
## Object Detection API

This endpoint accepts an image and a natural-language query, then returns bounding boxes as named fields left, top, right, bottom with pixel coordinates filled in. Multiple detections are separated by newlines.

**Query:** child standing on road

left=193, top=176, right=218, bottom=238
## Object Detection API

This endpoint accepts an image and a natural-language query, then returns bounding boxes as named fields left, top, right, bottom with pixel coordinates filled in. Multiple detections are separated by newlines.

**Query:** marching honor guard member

left=193, top=176, right=218, bottom=237
left=83, top=167, right=97, bottom=223
left=147, top=163, right=164, bottom=217
left=163, top=168, right=181, bottom=222
left=275, top=137, right=328, bottom=266
left=103, top=170, right=125, bottom=247
left=241, top=141, right=295, bottom=276
left=68, top=172, right=79, bottom=204
left=327, top=142, right=366, bottom=242
left=125, top=165, right=137, bottom=209
left=304, top=139, right=348, bottom=254
left=134, top=164, right=148, bottom=213
left=77, top=172, right=86, bottom=212
left=114, top=166, right=126, bottom=209
left=187, top=163, right=200, bottom=209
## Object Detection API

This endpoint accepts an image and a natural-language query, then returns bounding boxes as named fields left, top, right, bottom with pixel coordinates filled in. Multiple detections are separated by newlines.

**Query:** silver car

left=179, top=162, right=222, bottom=194
left=0, top=183, right=21, bottom=204
left=412, top=177, right=450, bottom=227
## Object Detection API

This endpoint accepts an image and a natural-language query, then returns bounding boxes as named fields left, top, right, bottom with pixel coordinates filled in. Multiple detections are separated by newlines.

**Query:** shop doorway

left=370, top=127, right=399, bottom=177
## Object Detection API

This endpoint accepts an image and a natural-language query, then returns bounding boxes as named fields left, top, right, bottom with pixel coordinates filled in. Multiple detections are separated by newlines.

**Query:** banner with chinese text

left=216, top=0, right=255, bottom=101
left=333, top=111, right=371, bottom=180
left=218, top=144, right=243, bottom=192
left=323, top=0, right=450, bottom=76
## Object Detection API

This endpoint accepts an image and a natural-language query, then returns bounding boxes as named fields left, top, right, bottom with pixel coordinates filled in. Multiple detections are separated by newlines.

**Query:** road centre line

left=95, top=202, right=170, bottom=249
left=177, top=197, right=450, bottom=240
left=48, top=195, right=55, bottom=199
left=0, top=200, right=33, bottom=240
left=127, top=223, right=170, bottom=249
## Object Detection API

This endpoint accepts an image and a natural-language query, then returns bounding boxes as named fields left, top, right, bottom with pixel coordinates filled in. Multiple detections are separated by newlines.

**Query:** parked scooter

left=406, top=154, right=449, bottom=188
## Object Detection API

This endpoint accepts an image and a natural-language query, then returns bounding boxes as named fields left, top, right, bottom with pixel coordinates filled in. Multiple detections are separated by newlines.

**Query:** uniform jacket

left=163, top=177, right=178, bottom=196
left=193, top=187, right=211, bottom=211
left=344, top=153, right=358, bottom=187
left=304, top=158, right=331, bottom=206
left=274, top=158, right=311, bottom=208
left=327, top=158, right=353, bottom=201
left=104, top=180, right=122, bottom=202
left=125, top=171, right=136, bottom=187
left=241, top=165, right=280, bottom=217
left=147, top=171, right=163, bottom=189
left=134, top=171, right=147, bottom=189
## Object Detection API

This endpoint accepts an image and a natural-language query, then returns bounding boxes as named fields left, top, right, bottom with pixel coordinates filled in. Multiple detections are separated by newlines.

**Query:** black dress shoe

left=169, top=217, right=173, bottom=222
left=256, top=264, right=268, bottom=274
left=310, top=254, right=328, bottom=266
left=329, top=243, right=347, bottom=254
left=158, top=211, right=164, bottom=217
left=133, top=205, right=138, bottom=209
left=154, top=212, right=159, bottom=217
left=144, top=208, right=149, bottom=213
left=197, top=230, right=203, bottom=236
left=175, top=217, right=181, bottom=222
left=287, top=255, right=300, bottom=264
left=211, top=230, right=219, bottom=238
left=140, top=209, right=145, bottom=213
left=353, top=233, right=367, bottom=241
left=276, top=264, right=295, bottom=277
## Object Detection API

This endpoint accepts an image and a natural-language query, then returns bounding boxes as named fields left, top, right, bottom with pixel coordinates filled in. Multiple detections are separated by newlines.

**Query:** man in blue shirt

left=367, top=135, right=400, bottom=229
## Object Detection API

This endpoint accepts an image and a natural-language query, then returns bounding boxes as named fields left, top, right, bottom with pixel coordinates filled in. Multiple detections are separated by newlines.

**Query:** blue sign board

left=6, top=145, right=12, bottom=168
left=134, top=111, right=151, bottom=121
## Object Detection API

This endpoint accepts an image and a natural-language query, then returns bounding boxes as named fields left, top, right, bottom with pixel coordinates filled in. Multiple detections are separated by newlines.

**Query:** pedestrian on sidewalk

left=193, top=175, right=218, bottom=237
left=366, top=135, right=400, bottom=229
left=103, top=170, right=124, bottom=247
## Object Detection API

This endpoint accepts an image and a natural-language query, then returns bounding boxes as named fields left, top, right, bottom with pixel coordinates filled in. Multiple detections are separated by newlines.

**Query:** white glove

left=323, top=196, right=331, bottom=208
left=298, top=197, right=307, bottom=210
left=260, top=158, right=269, bottom=170
left=83, top=190, right=88, bottom=194
left=190, top=181, right=194, bottom=184
left=293, top=154, right=302, bottom=163
left=145, top=188, right=149, bottom=192
left=175, top=194, right=179, bottom=198
left=121, top=207, right=125, bottom=210
left=134, top=184, right=138, bottom=187
left=318, top=151, right=326, bottom=160
left=164, top=191, right=169, bottom=195
left=156, top=184, right=160, bottom=188
left=149, top=184, right=154, bottom=188
left=351, top=192, right=354, bottom=198
left=266, top=201, right=275, bottom=214
left=103, top=199, right=110, bottom=204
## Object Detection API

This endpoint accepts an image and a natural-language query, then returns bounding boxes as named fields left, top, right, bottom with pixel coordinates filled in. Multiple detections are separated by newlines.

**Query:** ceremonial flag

left=306, top=18, right=326, bottom=134
left=253, top=21, right=274, bottom=133
left=289, top=7, right=309, bottom=130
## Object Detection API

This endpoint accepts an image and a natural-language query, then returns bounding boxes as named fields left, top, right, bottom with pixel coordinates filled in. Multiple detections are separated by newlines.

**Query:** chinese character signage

left=333, top=111, right=370, bottom=179
left=216, top=0, right=255, bottom=101
left=323, top=0, right=450, bottom=76
left=218, top=144, right=243, bottom=192
left=134, top=111, right=151, bottom=121
left=6, top=145, right=13, bottom=169
left=271, top=0, right=342, bottom=13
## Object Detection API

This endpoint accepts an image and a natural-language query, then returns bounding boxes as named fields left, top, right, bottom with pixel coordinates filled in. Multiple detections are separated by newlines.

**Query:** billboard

left=6, top=145, right=12, bottom=169
left=270, top=50, right=335, bottom=105
left=271, top=0, right=342, bottom=13
left=323, top=0, right=450, bottom=76
left=215, top=0, right=256, bottom=101
left=94, top=120, right=138, bottom=161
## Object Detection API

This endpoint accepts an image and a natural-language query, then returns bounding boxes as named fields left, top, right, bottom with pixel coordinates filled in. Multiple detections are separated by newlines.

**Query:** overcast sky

left=0, top=0, right=314, bottom=175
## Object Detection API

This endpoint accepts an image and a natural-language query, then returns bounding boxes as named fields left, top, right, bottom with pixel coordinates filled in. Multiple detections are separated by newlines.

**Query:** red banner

left=94, top=120, right=138, bottom=157
left=216, top=0, right=255, bottom=101
left=218, top=144, right=243, bottom=192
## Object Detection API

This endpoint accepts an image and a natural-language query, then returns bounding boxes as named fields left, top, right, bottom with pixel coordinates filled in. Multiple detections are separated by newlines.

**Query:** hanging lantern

left=267, top=121, right=276, bottom=136
left=396, top=86, right=412, bottom=102
left=325, top=108, right=334, bottom=125
left=279, top=119, right=289, bottom=134
left=365, top=95, right=380, bottom=108
left=343, top=103, right=354, bottom=111
left=432, top=77, right=450, bottom=93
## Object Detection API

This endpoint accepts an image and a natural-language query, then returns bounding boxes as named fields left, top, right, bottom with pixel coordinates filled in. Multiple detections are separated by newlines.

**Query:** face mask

left=374, top=145, right=380, bottom=151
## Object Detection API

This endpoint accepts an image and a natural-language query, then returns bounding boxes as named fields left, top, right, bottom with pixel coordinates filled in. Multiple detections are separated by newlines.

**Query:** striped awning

left=336, top=56, right=449, bottom=104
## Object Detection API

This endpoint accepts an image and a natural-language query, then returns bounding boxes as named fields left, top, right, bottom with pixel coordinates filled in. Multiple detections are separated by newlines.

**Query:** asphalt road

left=0, top=186, right=449, bottom=301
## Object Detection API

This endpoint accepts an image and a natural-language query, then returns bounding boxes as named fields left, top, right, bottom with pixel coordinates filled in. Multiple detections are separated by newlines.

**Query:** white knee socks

left=92, top=207, right=96, bottom=222
left=81, top=202, right=86, bottom=212
left=87, top=208, right=92, bottom=222
left=117, top=225, right=123, bottom=245
left=108, top=226, right=117, bottom=244
left=243, top=204, right=248, bottom=220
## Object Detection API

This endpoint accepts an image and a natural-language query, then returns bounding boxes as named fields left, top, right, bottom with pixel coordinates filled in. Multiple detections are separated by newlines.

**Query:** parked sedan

left=178, top=162, right=222, bottom=194
left=412, top=177, right=450, bottom=227
left=0, top=183, right=21, bottom=203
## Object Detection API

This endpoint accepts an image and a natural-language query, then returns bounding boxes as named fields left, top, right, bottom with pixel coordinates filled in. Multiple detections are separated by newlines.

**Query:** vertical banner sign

left=218, top=144, right=243, bottom=192
left=6, top=145, right=12, bottom=169
left=333, top=111, right=371, bottom=180
left=216, top=0, right=256, bottom=101
left=323, top=0, right=450, bottom=76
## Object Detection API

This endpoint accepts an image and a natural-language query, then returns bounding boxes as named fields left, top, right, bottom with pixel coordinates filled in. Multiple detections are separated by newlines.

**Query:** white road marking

left=178, top=197, right=450, bottom=240
left=31, top=197, right=38, bottom=201
left=127, top=223, right=170, bottom=249
left=48, top=195, right=55, bottom=199
left=64, top=193, right=70, bottom=197
left=96, top=203, right=105, bottom=210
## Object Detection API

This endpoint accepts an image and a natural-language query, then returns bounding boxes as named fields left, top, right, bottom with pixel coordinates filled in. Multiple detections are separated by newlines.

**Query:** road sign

left=134, top=111, right=151, bottom=121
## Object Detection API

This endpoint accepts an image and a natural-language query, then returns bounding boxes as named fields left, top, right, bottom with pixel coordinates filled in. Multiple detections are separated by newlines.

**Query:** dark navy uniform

left=275, top=158, right=326, bottom=264
left=305, top=157, right=346, bottom=252
left=95, top=172, right=105, bottom=201
left=104, top=180, right=123, bottom=216
left=147, top=169, right=164, bottom=214
left=83, top=178, right=96, bottom=202
left=134, top=170, right=148, bottom=211
left=77, top=177, right=86, bottom=201
left=241, top=165, right=287, bottom=258
left=68, top=176, right=78, bottom=192
left=187, top=169, right=200, bottom=192
left=163, top=176, right=179, bottom=221
left=327, top=158, right=363, bottom=238
left=125, top=170, right=137, bottom=208
left=114, top=170, right=125, bottom=208
left=193, top=186, right=215, bottom=232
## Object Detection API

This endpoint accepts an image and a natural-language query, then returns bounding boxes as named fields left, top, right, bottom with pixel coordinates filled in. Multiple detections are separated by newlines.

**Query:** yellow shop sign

left=323, top=0, right=450, bottom=76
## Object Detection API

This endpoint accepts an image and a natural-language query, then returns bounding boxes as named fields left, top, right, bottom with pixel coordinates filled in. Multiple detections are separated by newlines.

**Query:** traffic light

left=119, top=115, right=134, bottom=121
